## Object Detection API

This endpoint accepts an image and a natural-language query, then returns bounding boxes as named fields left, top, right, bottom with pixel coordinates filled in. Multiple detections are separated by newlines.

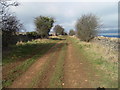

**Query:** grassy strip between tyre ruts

left=29, top=43, right=60, bottom=88
left=3, top=43, right=56, bottom=88
left=29, top=41, right=67, bottom=88
left=69, top=36, right=118, bottom=88
left=48, top=42, right=67, bottom=88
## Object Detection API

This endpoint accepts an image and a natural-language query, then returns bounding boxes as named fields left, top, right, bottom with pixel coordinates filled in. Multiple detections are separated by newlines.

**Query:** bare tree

left=0, top=0, right=19, bottom=26
left=0, top=0, right=23, bottom=47
left=75, top=14, right=101, bottom=42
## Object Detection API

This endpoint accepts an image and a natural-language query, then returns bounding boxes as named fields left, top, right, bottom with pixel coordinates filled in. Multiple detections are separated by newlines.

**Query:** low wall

left=92, top=36, right=119, bottom=51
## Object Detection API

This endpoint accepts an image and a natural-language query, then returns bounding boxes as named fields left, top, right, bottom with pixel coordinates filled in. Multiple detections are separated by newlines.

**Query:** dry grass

left=91, top=42, right=118, bottom=63
left=70, top=36, right=118, bottom=87
left=72, top=36, right=118, bottom=63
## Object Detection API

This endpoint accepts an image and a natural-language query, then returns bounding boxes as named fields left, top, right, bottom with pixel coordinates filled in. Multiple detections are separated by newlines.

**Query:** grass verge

left=68, top=36, right=118, bottom=88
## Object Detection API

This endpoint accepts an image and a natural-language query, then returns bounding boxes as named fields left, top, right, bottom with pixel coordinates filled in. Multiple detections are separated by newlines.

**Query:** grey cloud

left=10, top=2, right=118, bottom=32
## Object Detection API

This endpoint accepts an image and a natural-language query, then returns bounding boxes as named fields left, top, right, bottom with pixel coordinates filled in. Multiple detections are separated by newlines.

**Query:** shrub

left=26, top=31, right=40, bottom=39
left=75, top=14, right=100, bottom=42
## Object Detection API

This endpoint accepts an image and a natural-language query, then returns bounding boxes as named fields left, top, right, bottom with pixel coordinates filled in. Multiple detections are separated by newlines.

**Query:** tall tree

left=0, top=0, right=19, bottom=29
left=75, top=14, right=100, bottom=42
left=53, top=25, right=64, bottom=35
left=34, top=16, right=54, bottom=38
left=0, top=0, right=23, bottom=47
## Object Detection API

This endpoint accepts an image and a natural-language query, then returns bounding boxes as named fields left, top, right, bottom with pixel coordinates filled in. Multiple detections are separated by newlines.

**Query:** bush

left=63, top=32, right=68, bottom=35
left=75, top=14, right=100, bottom=42
left=26, top=31, right=40, bottom=39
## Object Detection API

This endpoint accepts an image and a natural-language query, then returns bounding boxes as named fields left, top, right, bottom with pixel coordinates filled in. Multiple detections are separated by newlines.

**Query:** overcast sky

left=10, top=1, right=118, bottom=33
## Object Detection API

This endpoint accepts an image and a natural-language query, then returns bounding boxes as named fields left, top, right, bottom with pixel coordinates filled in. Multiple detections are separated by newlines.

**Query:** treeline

left=1, top=0, right=101, bottom=49
left=34, top=16, right=67, bottom=38
left=1, top=0, right=67, bottom=48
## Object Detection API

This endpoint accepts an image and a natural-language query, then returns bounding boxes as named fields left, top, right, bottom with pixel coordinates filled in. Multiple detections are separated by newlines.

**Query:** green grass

left=29, top=40, right=67, bottom=88
left=68, top=36, right=118, bottom=88
left=29, top=43, right=64, bottom=88
left=49, top=43, right=67, bottom=88
left=2, top=38, right=61, bottom=87
left=29, top=48, right=57, bottom=88
left=3, top=39, right=59, bottom=65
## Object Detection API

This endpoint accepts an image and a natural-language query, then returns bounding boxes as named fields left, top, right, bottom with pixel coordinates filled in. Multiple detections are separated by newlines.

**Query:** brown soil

left=35, top=43, right=65, bottom=88
left=3, top=46, right=48, bottom=81
left=63, top=42, right=93, bottom=88
left=9, top=41, right=63, bottom=88
left=5, top=39, right=101, bottom=88
left=3, top=55, right=36, bottom=80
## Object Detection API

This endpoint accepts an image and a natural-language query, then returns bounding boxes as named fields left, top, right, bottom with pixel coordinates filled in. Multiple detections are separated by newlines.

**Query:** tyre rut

left=9, top=41, right=63, bottom=88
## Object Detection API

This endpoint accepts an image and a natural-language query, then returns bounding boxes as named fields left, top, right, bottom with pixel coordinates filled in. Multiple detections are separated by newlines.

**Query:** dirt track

left=8, top=38, right=100, bottom=88
left=9, top=41, right=63, bottom=88
left=63, top=43, right=91, bottom=88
